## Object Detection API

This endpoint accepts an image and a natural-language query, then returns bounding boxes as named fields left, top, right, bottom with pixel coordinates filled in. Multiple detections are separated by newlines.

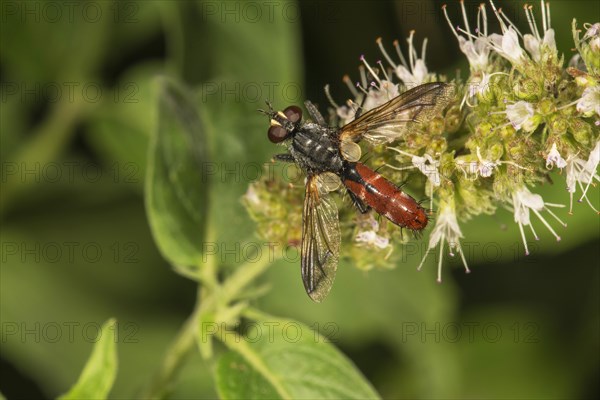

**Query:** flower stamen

left=359, top=65, right=368, bottom=88
left=376, top=37, right=398, bottom=69
left=480, top=3, right=489, bottom=36
left=460, top=0, right=473, bottom=38
left=360, top=55, right=382, bottom=86
left=393, top=40, right=409, bottom=69
left=527, top=220, right=540, bottom=241
left=377, top=60, right=392, bottom=81
left=524, top=4, right=540, bottom=41
left=544, top=205, right=568, bottom=228
left=442, top=4, right=462, bottom=41
left=531, top=208, right=562, bottom=241
left=324, top=84, right=340, bottom=109
left=343, top=74, right=359, bottom=97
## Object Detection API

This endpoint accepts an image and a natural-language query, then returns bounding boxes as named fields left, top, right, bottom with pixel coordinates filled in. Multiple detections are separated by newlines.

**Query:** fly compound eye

left=283, top=105, right=302, bottom=123
left=268, top=125, right=288, bottom=143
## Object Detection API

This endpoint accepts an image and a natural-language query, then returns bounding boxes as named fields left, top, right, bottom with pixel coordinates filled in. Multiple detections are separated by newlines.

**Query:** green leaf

left=145, top=77, right=209, bottom=270
left=0, top=1, right=110, bottom=83
left=145, top=0, right=304, bottom=254
left=58, top=319, right=118, bottom=400
left=85, top=62, right=164, bottom=192
left=214, top=319, right=380, bottom=400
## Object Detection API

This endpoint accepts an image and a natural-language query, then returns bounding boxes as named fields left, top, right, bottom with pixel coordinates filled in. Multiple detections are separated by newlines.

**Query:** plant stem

left=139, top=296, right=201, bottom=400
left=140, top=247, right=277, bottom=398
left=219, top=249, right=278, bottom=305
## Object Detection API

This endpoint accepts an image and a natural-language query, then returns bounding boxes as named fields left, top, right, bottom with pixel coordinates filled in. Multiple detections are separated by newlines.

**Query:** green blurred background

left=1, top=0, right=598, bottom=399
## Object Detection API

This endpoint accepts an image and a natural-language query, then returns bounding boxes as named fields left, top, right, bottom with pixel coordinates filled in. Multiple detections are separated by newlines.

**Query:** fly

left=260, top=82, right=454, bottom=302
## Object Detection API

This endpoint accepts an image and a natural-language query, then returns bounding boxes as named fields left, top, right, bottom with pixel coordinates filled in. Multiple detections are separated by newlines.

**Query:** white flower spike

left=442, top=2, right=491, bottom=72
left=546, top=143, right=567, bottom=169
left=522, top=2, right=557, bottom=62
left=565, top=140, right=600, bottom=214
left=511, top=186, right=567, bottom=255
left=489, top=26, right=526, bottom=66
left=476, top=146, right=501, bottom=177
left=386, top=148, right=441, bottom=187
left=376, top=32, right=432, bottom=87
left=417, top=203, right=470, bottom=283
left=355, top=230, right=390, bottom=250
left=505, top=101, right=537, bottom=131
left=487, top=1, right=556, bottom=65
left=576, top=86, right=600, bottom=118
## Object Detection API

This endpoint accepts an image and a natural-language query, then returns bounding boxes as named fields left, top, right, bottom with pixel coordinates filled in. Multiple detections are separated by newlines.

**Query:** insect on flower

left=259, top=82, right=454, bottom=302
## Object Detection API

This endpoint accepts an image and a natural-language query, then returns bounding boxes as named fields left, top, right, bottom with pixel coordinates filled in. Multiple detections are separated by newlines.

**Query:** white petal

left=395, top=65, right=415, bottom=85
left=524, top=34, right=541, bottom=61
left=356, top=230, right=389, bottom=249
left=577, top=86, right=600, bottom=117
left=506, top=101, right=535, bottom=130
left=502, top=28, right=525, bottom=63
left=412, top=59, right=428, bottom=85
left=583, top=23, right=600, bottom=40
left=489, top=33, right=503, bottom=48
left=584, top=140, right=600, bottom=173
left=542, top=29, right=556, bottom=52
left=514, top=206, right=531, bottom=225
left=591, top=36, right=600, bottom=52
left=519, top=188, right=545, bottom=211
left=245, top=185, right=260, bottom=206
left=459, top=37, right=491, bottom=71
left=545, top=143, right=567, bottom=169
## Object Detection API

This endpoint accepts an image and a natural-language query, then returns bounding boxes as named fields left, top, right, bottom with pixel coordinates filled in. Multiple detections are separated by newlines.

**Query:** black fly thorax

left=290, top=122, right=344, bottom=174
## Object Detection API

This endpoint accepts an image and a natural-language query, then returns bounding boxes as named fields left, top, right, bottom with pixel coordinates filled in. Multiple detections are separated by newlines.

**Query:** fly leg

left=353, top=88, right=371, bottom=119
left=273, top=153, right=295, bottom=163
left=347, top=189, right=370, bottom=214
left=304, top=100, right=327, bottom=126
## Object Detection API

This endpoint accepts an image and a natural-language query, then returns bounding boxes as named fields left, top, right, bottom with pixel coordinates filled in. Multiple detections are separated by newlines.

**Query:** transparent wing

left=301, top=175, right=341, bottom=302
left=339, top=82, right=455, bottom=145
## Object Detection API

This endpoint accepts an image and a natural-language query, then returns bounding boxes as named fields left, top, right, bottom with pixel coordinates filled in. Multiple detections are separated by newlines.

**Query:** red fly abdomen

left=343, top=162, right=428, bottom=231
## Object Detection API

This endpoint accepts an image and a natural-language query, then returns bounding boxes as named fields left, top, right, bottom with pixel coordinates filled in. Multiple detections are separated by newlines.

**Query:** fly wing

left=301, top=175, right=341, bottom=302
left=339, top=82, right=455, bottom=145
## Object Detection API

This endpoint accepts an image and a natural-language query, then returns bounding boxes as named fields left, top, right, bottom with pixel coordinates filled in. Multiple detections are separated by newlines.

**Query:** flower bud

left=513, top=77, right=543, bottom=101
left=429, top=137, right=447, bottom=154
left=538, top=98, right=555, bottom=116
left=549, top=114, right=569, bottom=135
left=500, top=124, right=516, bottom=140
left=476, top=121, right=494, bottom=138
left=569, top=119, right=592, bottom=145
left=428, top=116, right=445, bottom=135
left=489, top=142, right=504, bottom=160
left=444, top=106, right=462, bottom=133
left=582, top=43, right=600, bottom=75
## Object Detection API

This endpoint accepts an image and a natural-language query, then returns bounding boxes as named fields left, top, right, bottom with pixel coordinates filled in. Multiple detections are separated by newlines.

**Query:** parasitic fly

left=260, top=82, right=454, bottom=302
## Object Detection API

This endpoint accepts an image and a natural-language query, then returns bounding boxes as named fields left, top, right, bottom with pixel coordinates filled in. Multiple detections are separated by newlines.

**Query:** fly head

left=259, top=101, right=303, bottom=144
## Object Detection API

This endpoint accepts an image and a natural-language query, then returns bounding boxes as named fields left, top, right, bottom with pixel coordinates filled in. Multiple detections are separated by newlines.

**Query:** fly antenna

left=265, top=99, right=274, bottom=112
left=258, top=99, right=275, bottom=116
